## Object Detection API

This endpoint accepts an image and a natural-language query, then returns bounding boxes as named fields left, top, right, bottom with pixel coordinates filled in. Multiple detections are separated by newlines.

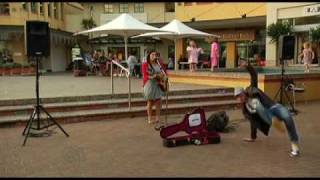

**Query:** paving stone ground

left=0, top=101, right=319, bottom=177
left=0, top=72, right=218, bottom=100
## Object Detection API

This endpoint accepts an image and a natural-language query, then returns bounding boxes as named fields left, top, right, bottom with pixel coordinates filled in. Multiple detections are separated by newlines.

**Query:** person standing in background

left=186, top=40, right=203, bottom=72
left=210, top=37, right=220, bottom=71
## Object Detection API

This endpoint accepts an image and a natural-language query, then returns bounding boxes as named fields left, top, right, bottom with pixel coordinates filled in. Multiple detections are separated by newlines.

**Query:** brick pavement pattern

left=0, top=102, right=319, bottom=177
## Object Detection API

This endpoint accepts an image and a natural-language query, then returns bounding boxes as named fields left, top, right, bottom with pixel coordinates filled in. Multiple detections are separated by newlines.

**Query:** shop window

left=119, top=3, right=128, bottom=13
left=134, top=3, right=144, bottom=13
left=105, top=3, right=113, bottom=14
left=295, top=15, right=320, bottom=26
left=165, top=3, right=175, bottom=12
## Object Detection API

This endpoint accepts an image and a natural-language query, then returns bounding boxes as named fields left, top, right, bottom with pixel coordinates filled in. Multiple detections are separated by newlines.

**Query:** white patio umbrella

left=132, top=19, right=220, bottom=70
left=74, top=13, right=171, bottom=61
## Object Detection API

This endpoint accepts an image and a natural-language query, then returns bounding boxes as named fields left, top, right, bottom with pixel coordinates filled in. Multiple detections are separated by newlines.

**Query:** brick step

left=0, top=93, right=235, bottom=116
left=0, top=87, right=233, bottom=106
left=0, top=100, right=240, bottom=128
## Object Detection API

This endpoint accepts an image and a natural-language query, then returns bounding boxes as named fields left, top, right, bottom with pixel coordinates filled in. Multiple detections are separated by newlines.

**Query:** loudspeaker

left=26, top=21, right=50, bottom=57
left=279, top=35, right=295, bottom=60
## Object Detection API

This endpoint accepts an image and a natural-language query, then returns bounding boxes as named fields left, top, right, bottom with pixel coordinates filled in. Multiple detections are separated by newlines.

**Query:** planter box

left=3, top=68, right=11, bottom=76
left=10, top=67, right=22, bottom=75
left=0, top=67, right=3, bottom=76
left=21, top=67, right=36, bottom=75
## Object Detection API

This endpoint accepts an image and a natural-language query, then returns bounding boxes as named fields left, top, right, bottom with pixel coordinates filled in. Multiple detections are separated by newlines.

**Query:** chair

left=285, top=81, right=306, bottom=109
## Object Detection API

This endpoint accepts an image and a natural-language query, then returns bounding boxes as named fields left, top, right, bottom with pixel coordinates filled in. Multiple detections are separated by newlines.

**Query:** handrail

left=110, top=59, right=131, bottom=111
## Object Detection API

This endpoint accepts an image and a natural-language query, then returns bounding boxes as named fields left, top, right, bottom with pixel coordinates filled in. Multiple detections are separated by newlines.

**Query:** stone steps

left=0, top=100, right=239, bottom=128
left=0, top=93, right=235, bottom=116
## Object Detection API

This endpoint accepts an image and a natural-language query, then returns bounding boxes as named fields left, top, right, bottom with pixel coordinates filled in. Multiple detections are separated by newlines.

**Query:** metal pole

left=174, top=38, right=178, bottom=71
left=36, top=56, right=40, bottom=130
left=111, top=60, right=114, bottom=97
left=128, top=74, right=131, bottom=111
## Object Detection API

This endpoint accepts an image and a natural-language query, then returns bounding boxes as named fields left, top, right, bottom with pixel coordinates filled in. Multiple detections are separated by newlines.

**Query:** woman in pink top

left=210, top=38, right=220, bottom=71
left=300, top=42, right=315, bottom=73
left=186, top=40, right=203, bottom=72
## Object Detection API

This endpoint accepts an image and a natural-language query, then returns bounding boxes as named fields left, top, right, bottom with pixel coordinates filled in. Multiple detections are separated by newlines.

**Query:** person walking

left=210, top=37, right=220, bottom=71
left=127, top=53, right=138, bottom=77
left=186, top=40, right=203, bottom=72
left=141, top=50, right=167, bottom=125
left=300, top=42, right=315, bottom=73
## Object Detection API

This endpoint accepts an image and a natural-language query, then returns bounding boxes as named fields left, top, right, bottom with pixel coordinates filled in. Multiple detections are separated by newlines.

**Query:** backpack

left=206, top=111, right=229, bottom=132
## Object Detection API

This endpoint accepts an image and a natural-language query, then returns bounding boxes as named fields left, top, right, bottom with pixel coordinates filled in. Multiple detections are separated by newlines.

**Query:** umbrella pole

left=124, top=36, right=128, bottom=61
left=174, top=38, right=178, bottom=71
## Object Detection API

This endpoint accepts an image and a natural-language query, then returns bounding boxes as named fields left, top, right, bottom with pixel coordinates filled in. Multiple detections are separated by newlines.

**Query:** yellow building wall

left=226, top=42, right=236, bottom=68
left=0, top=3, right=66, bottom=30
left=175, top=2, right=266, bottom=22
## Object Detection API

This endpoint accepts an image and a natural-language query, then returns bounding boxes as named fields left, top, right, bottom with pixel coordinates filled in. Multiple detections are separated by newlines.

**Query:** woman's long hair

left=146, top=49, right=157, bottom=64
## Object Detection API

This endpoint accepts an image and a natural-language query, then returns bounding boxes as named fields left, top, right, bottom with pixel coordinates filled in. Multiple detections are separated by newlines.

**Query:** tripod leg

left=22, top=110, right=36, bottom=146
left=40, top=106, right=69, bottom=137
left=22, top=109, right=36, bottom=136
left=283, top=90, right=296, bottom=113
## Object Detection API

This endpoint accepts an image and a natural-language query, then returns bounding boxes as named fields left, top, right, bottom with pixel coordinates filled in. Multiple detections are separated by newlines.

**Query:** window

left=134, top=3, right=144, bottom=13
left=60, top=3, right=64, bottom=20
left=39, top=2, right=44, bottom=16
left=165, top=3, right=175, bottom=12
left=22, top=2, right=27, bottom=11
left=0, top=3, right=10, bottom=15
left=196, top=2, right=212, bottom=5
left=119, top=3, right=128, bottom=13
left=30, top=2, right=37, bottom=14
left=53, top=2, right=58, bottom=19
left=104, top=3, right=113, bottom=13
left=184, top=2, right=193, bottom=6
left=48, top=3, right=51, bottom=17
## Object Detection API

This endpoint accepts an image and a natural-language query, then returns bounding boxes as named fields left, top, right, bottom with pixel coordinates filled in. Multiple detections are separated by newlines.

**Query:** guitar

left=155, top=73, right=168, bottom=92
left=155, top=60, right=168, bottom=92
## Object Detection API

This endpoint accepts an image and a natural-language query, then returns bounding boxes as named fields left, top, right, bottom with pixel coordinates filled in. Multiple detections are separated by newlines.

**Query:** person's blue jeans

left=255, top=101, right=299, bottom=143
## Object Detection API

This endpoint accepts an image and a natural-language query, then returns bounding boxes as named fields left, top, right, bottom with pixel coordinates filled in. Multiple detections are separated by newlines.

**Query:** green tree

left=310, top=26, right=320, bottom=43
left=267, top=21, right=293, bottom=43
left=267, top=21, right=293, bottom=64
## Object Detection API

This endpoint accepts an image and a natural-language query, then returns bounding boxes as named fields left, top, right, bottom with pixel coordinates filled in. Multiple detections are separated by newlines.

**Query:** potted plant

left=267, top=21, right=293, bottom=64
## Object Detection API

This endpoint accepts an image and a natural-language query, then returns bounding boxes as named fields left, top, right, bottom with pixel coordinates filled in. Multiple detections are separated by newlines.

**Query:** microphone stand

left=155, top=58, right=169, bottom=130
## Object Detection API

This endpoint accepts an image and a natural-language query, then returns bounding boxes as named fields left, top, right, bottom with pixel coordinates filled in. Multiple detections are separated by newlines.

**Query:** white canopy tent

left=132, top=19, right=220, bottom=70
left=74, top=13, right=171, bottom=61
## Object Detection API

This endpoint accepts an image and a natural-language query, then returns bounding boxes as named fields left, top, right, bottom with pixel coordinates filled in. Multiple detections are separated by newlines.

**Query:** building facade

left=266, top=3, right=320, bottom=66
left=175, top=2, right=266, bottom=68
left=68, top=2, right=176, bottom=63
left=0, top=2, right=83, bottom=72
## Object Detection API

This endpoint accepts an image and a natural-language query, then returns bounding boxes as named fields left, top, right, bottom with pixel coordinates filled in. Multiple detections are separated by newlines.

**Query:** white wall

left=50, top=42, right=67, bottom=72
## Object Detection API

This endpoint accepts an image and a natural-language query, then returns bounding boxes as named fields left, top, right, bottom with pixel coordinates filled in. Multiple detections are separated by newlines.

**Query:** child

left=186, top=40, right=203, bottom=72
left=300, top=42, right=315, bottom=73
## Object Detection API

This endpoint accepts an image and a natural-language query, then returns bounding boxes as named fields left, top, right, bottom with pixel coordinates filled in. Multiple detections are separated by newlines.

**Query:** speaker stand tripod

left=22, top=55, right=69, bottom=146
left=273, top=58, right=298, bottom=115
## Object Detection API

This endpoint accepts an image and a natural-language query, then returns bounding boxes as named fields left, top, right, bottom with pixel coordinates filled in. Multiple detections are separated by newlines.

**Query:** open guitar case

left=160, top=107, right=221, bottom=147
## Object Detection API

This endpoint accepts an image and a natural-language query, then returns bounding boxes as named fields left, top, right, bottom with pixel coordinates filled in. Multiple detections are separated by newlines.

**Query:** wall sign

left=304, top=4, right=320, bottom=16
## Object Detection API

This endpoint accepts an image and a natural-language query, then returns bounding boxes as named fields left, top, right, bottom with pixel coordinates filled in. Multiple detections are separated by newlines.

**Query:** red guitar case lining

left=160, top=107, right=221, bottom=147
